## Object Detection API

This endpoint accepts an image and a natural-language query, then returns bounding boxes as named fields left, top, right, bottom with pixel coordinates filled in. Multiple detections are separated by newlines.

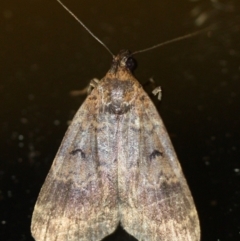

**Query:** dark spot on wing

left=105, top=103, right=132, bottom=115
left=149, top=150, right=163, bottom=160
left=70, top=149, right=86, bottom=158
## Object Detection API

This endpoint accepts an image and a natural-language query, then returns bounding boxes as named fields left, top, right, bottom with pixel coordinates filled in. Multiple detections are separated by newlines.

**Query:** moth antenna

left=132, top=26, right=215, bottom=55
left=56, top=0, right=114, bottom=57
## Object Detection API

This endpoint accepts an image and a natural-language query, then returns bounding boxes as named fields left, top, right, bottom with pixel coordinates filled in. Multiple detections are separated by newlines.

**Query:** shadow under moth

left=31, top=1, right=201, bottom=241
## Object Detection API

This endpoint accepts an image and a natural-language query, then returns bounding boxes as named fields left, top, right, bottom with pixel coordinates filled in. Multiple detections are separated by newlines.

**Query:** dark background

left=1, top=0, right=240, bottom=240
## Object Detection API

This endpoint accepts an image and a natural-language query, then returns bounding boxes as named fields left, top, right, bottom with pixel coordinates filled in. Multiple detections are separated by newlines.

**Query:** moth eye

left=126, top=57, right=137, bottom=71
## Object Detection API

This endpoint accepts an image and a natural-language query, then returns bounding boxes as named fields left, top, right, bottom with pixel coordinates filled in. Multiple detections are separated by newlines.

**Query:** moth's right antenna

left=56, top=0, right=114, bottom=57
left=133, top=26, right=215, bottom=55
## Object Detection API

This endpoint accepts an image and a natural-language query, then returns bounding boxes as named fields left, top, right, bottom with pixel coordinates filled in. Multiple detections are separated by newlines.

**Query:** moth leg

left=142, top=77, right=155, bottom=89
left=143, top=77, right=162, bottom=101
left=152, top=86, right=162, bottom=101
left=70, top=78, right=100, bottom=96
left=147, top=77, right=162, bottom=100
left=87, top=78, right=100, bottom=94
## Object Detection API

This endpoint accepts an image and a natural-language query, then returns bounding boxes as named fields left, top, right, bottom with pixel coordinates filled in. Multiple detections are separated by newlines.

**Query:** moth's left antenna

left=56, top=0, right=114, bottom=57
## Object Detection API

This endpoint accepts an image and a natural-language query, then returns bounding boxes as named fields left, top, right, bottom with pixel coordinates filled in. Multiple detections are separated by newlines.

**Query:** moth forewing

left=31, top=85, right=120, bottom=241
left=113, top=78, right=200, bottom=241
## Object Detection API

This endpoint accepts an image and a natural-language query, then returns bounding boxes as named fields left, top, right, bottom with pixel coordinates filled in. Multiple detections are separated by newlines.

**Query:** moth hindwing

left=31, top=50, right=200, bottom=241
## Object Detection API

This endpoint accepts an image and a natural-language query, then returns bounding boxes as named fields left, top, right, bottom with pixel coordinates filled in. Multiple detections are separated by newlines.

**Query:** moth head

left=111, top=50, right=137, bottom=74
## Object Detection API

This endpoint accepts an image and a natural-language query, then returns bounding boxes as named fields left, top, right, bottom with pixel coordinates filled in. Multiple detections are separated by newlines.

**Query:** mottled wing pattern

left=31, top=88, right=119, bottom=241
left=118, top=88, right=200, bottom=241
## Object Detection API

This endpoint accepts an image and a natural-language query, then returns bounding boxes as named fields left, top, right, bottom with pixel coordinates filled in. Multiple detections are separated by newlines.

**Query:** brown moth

left=31, top=1, right=201, bottom=241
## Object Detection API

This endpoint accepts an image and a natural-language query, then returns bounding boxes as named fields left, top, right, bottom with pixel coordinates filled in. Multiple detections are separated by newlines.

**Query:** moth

left=31, top=1, right=202, bottom=240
